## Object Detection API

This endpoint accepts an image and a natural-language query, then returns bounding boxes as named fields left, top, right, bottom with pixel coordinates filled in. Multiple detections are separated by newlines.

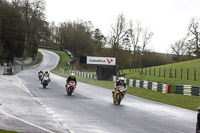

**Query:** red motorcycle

left=66, top=81, right=76, bottom=96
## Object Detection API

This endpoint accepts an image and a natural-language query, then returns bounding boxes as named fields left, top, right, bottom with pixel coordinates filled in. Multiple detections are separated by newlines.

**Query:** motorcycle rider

left=38, top=70, right=43, bottom=80
left=66, top=73, right=77, bottom=89
left=42, top=70, right=50, bottom=83
left=112, top=77, right=127, bottom=97
left=38, top=70, right=43, bottom=75
left=196, top=107, right=200, bottom=132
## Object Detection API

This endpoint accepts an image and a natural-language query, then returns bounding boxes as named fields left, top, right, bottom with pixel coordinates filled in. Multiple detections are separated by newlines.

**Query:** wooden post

left=181, top=68, right=182, bottom=79
left=149, top=67, right=151, bottom=76
left=145, top=68, right=147, bottom=75
left=164, top=68, right=166, bottom=78
left=159, top=67, right=161, bottom=77
left=175, top=68, right=176, bottom=78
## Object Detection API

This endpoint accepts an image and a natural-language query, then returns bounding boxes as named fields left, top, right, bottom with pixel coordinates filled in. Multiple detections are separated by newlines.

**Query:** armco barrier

left=113, top=76, right=169, bottom=94
left=192, top=86, right=200, bottom=96
left=14, top=55, right=38, bottom=68
left=3, top=55, right=38, bottom=75
left=4, top=65, right=21, bottom=75
left=66, top=69, right=97, bottom=80
left=175, top=85, right=200, bottom=97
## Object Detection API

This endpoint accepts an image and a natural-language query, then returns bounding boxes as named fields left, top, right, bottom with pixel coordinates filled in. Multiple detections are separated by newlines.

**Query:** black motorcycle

left=38, top=73, right=42, bottom=80
left=41, top=76, right=49, bottom=88
left=197, top=123, right=200, bottom=133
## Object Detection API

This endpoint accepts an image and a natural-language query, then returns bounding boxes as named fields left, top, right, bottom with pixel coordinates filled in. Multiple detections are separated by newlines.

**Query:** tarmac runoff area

left=0, top=75, right=68, bottom=133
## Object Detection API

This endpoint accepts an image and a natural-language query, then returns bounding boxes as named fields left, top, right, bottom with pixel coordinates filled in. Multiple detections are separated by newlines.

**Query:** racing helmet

left=45, top=70, right=48, bottom=74
left=119, top=77, right=125, bottom=83
left=198, top=106, right=200, bottom=112
left=71, top=73, right=75, bottom=78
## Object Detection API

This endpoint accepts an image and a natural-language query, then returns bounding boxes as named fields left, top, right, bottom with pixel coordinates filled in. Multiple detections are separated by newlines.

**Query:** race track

left=0, top=49, right=196, bottom=133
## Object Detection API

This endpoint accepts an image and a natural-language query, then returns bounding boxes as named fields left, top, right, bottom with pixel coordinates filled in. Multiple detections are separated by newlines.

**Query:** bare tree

left=171, top=38, right=187, bottom=60
left=122, top=35, right=131, bottom=50
left=93, top=28, right=106, bottom=49
left=128, top=20, right=142, bottom=56
left=185, top=42, right=194, bottom=56
left=188, top=17, right=200, bottom=57
left=142, top=28, right=153, bottom=52
left=12, top=0, right=45, bottom=57
left=109, top=14, right=128, bottom=57
left=49, top=22, right=56, bottom=43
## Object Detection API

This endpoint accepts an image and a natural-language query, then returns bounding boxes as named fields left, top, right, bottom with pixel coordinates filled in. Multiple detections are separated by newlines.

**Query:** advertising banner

left=86, top=56, right=116, bottom=65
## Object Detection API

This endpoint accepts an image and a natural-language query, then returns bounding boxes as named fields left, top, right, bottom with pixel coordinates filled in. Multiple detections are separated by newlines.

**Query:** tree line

left=39, top=14, right=161, bottom=70
left=0, top=0, right=196, bottom=70
left=40, top=13, right=195, bottom=70
left=0, top=0, right=45, bottom=62
left=171, top=17, right=200, bottom=61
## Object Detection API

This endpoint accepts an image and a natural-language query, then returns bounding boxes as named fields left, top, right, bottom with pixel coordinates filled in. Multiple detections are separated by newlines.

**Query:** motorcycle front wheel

left=113, top=97, right=116, bottom=105
left=69, top=90, right=72, bottom=96
left=117, top=94, right=122, bottom=105
left=67, top=89, right=72, bottom=96
left=43, top=84, right=46, bottom=88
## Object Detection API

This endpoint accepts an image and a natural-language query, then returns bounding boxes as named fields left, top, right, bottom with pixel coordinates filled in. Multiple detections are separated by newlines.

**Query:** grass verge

left=41, top=48, right=200, bottom=111
left=36, top=51, right=43, bottom=64
left=0, top=129, right=18, bottom=133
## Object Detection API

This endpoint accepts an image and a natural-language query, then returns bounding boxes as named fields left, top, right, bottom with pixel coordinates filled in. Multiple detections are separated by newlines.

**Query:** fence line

left=62, top=69, right=97, bottom=80
left=135, top=67, right=199, bottom=81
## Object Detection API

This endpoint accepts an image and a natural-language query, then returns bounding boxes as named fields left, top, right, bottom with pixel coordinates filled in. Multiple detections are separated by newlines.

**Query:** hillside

left=122, top=58, right=200, bottom=86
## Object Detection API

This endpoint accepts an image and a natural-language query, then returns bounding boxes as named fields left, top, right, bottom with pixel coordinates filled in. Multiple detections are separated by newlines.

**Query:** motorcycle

left=38, top=73, right=43, bottom=81
left=66, top=81, right=76, bottom=96
left=197, top=123, right=200, bottom=133
left=113, top=85, right=126, bottom=105
left=41, top=76, right=49, bottom=88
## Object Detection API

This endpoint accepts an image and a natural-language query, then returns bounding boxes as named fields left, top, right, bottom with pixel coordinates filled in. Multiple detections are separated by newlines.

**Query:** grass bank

left=41, top=48, right=200, bottom=111
left=121, top=59, right=200, bottom=86
left=37, top=51, right=43, bottom=64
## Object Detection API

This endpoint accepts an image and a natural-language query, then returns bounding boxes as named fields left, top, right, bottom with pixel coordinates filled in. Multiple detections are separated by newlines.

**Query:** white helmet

left=119, top=77, right=125, bottom=83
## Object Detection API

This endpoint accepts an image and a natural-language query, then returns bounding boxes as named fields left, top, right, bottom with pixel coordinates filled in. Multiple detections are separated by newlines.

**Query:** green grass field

left=122, top=59, right=200, bottom=86
left=40, top=48, right=200, bottom=111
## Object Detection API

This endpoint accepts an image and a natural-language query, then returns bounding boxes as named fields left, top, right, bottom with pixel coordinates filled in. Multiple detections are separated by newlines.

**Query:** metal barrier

left=3, top=65, right=22, bottom=75
left=0, top=66, right=4, bottom=75
left=14, top=56, right=38, bottom=68
left=65, top=69, right=97, bottom=80
left=113, top=76, right=169, bottom=94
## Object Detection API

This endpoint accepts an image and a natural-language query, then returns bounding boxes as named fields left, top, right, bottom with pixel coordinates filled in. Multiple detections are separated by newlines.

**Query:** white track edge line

left=0, top=110, right=55, bottom=133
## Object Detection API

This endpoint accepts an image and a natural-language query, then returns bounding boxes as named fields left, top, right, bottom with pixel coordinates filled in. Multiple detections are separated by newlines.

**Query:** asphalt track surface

left=0, top=49, right=197, bottom=133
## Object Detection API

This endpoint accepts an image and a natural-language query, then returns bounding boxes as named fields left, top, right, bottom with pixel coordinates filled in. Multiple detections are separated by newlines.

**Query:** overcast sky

left=45, top=0, right=200, bottom=53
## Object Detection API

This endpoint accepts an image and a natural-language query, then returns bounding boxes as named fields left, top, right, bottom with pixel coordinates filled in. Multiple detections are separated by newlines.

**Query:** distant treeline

left=0, top=0, right=196, bottom=70
left=0, top=0, right=47, bottom=62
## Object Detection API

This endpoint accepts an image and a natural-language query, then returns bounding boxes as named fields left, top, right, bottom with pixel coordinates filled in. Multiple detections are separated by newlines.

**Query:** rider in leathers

left=41, top=71, right=50, bottom=83
left=66, top=73, right=77, bottom=89
left=38, top=70, right=43, bottom=75
left=112, top=77, right=127, bottom=97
